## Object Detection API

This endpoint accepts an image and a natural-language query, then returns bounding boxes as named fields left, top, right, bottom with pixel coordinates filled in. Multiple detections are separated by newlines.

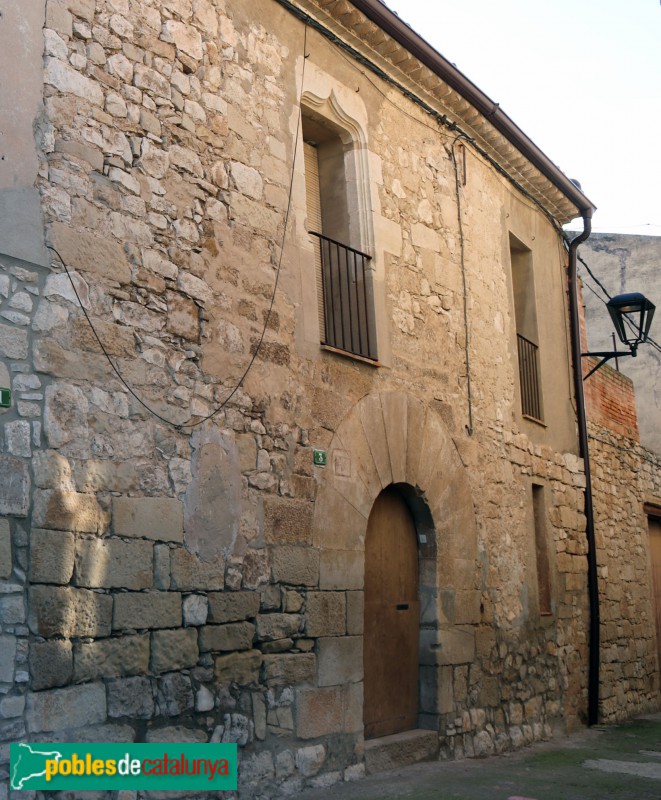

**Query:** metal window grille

left=517, top=333, right=543, bottom=421
left=309, top=231, right=377, bottom=361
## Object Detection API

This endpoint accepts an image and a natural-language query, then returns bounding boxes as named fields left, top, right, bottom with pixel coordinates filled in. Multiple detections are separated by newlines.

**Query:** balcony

left=517, top=333, right=543, bottom=421
left=310, top=231, right=378, bottom=362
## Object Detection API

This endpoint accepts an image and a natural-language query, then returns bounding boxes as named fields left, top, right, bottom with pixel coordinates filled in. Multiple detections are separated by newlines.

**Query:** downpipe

left=567, top=209, right=600, bottom=726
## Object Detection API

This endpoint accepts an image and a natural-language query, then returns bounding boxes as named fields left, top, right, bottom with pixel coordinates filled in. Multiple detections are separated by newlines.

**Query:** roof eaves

left=348, top=0, right=595, bottom=215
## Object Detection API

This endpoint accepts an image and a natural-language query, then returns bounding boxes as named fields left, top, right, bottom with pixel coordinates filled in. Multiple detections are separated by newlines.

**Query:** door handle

left=396, top=603, right=409, bottom=610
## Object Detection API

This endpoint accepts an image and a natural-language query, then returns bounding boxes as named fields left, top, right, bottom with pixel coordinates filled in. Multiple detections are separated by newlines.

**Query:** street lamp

left=582, top=291, right=656, bottom=380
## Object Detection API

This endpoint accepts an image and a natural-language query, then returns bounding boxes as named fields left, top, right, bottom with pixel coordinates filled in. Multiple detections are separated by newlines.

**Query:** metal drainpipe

left=567, top=209, right=599, bottom=726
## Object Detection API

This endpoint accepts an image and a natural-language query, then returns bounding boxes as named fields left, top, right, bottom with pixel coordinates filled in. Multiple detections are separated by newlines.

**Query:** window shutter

left=303, top=142, right=325, bottom=342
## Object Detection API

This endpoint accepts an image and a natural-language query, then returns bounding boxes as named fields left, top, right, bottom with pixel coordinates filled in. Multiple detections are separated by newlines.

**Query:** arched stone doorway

left=312, top=391, right=478, bottom=735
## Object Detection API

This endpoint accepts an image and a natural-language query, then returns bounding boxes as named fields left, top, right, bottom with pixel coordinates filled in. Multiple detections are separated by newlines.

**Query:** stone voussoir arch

left=313, top=389, right=479, bottom=670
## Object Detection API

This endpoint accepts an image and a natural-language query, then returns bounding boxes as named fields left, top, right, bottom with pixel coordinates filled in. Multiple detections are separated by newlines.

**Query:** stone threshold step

left=364, top=729, right=439, bottom=775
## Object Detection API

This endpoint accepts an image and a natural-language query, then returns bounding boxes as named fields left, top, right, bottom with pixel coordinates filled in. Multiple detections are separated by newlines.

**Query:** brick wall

left=584, top=358, right=640, bottom=441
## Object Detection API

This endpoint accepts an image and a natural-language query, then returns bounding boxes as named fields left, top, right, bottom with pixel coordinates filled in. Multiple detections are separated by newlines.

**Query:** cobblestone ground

left=296, top=714, right=661, bottom=800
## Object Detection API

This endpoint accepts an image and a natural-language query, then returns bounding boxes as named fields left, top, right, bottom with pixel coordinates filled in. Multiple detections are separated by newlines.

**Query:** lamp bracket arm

left=581, top=350, right=634, bottom=381
left=581, top=349, right=634, bottom=359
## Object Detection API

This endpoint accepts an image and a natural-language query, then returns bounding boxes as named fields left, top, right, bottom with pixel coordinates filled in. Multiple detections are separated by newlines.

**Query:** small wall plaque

left=0, top=388, right=11, bottom=409
left=313, top=449, right=327, bottom=467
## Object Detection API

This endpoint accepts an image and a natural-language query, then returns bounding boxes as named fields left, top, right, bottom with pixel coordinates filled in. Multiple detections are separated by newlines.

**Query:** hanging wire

left=577, top=252, right=661, bottom=356
left=588, top=432, right=661, bottom=469
left=46, top=23, right=310, bottom=431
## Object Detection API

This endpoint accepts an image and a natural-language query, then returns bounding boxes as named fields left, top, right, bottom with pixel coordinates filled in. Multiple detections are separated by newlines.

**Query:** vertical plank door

left=364, top=487, right=419, bottom=739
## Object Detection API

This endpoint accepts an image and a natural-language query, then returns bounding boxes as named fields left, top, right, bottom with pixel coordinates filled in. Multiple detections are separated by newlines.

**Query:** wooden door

left=364, top=487, right=419, bottom=739
left=650, top=518, right=661, bottom=676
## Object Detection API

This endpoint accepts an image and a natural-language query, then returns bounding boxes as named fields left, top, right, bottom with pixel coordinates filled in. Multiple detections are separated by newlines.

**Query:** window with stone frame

left=510, top=234, right=543, bottom=422
left=302, top=109, right=377, bottom=362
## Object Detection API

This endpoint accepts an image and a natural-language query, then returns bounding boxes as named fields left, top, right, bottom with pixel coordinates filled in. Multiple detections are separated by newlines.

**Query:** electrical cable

left=577, top=255, right=661, bottom=356
left=46, top=22, right=309, bottom=431
left=275, top=0, right=569, bottom=237
left=587, top=432, right=661, bottom=469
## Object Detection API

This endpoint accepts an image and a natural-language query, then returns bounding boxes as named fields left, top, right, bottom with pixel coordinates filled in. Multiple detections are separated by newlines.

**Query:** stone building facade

left=0, top=0, right=660, bottom=796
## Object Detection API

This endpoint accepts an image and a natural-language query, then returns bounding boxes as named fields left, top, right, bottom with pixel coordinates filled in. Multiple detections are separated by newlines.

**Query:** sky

left=385, top=0, right=661, bottom=235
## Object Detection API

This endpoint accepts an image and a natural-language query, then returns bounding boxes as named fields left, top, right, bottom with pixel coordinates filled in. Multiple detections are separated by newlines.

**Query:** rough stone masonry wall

left=0, top=0, right=653, bottom=794
left=585, top=362, right=661, bottom=722
left=590, top=422, right=661, bottom=722
left=436, top=430, right=590, bottom=757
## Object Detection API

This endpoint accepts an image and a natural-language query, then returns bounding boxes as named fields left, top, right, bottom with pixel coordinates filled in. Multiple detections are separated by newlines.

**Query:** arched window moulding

left=300, top=84, right=375, bottom=256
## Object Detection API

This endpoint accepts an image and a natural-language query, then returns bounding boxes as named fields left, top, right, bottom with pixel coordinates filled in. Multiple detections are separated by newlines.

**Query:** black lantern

left=606, top=292, right=656, bottom=355
left=582, top=291, right=656, bottom=380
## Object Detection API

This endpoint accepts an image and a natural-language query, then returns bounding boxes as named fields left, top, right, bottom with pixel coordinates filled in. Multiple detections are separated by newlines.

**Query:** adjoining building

left=0, top=0, right=659, bottom=794
left=579, top=232, right=660, bottom=454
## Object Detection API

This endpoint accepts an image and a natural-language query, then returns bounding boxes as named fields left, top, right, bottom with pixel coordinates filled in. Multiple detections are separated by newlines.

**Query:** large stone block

left=346, top=592, right=364, bottom=635
left=214, top=650, right=262, bottom=685
left=271, top=546, right=319, bottom=587
left=255, top=613, right=301, bottom=641
left=295, top=687, right=343, bottom=739
left=26, top=683, right=107, bottom=732
left=264, top=497, right=314, bottom=545
left=169, top=547, right=224, bottom=590
left=50, top=221, right=131, bottom=284
left=154, top=543, right=171, bottom=590
left=73, top=635, right=148, bottom=685
left=207, top=590, right=260, bottom=623
left=437, top=626, right=476, bottom=665
left=0, top=519, right=11, bottom=579
left=113, top=591, right=182, bottom=630
left=32, top=489, right=109, bottom=533
left=0, top=456, right=30, bottom=517
left=319, top=550, right=363, bottom=590
left=343, top=681, right=363, bottom=733
left=113, top=496, right=184, bottom=542
left=150, top=628, right=199, bottom=673
left=183, top=437, right=240, bottom=559
left=29, top=528, right=75, bottom=584
left=453, top=590, right=481, bottom=625
left=199, top=622, right=255, bottom=652
left=0, top=634, right=16, bottom=682
left=317, top=637, right=362, bottom=687
left=263, top=653, right=316, bottom=686
left=29, top=585, right=112, bottom=638
left=74, top=537, right=153, bottom=589
left=29, top=639, right=73, bottom=691
left=107, top=676, right=155, bottom=719
left=305, top=593, right=346, bottom=637
left=32, top=450, right=75, bottom=490
left=44, top=383, right=88, bottom=448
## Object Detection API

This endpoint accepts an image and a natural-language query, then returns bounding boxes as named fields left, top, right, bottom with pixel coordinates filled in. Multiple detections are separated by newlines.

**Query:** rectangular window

left=302, top=115, right=377, bottom=362
left=510, top=235, right=543, bottom=421
left=532, top=484, right=552, bottom=615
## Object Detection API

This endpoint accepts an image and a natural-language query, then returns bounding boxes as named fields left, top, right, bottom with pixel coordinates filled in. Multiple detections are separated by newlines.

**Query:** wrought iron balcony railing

left=309, top=231, right=378, bottom=362
left=517, top=333, right=543, bottom=421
